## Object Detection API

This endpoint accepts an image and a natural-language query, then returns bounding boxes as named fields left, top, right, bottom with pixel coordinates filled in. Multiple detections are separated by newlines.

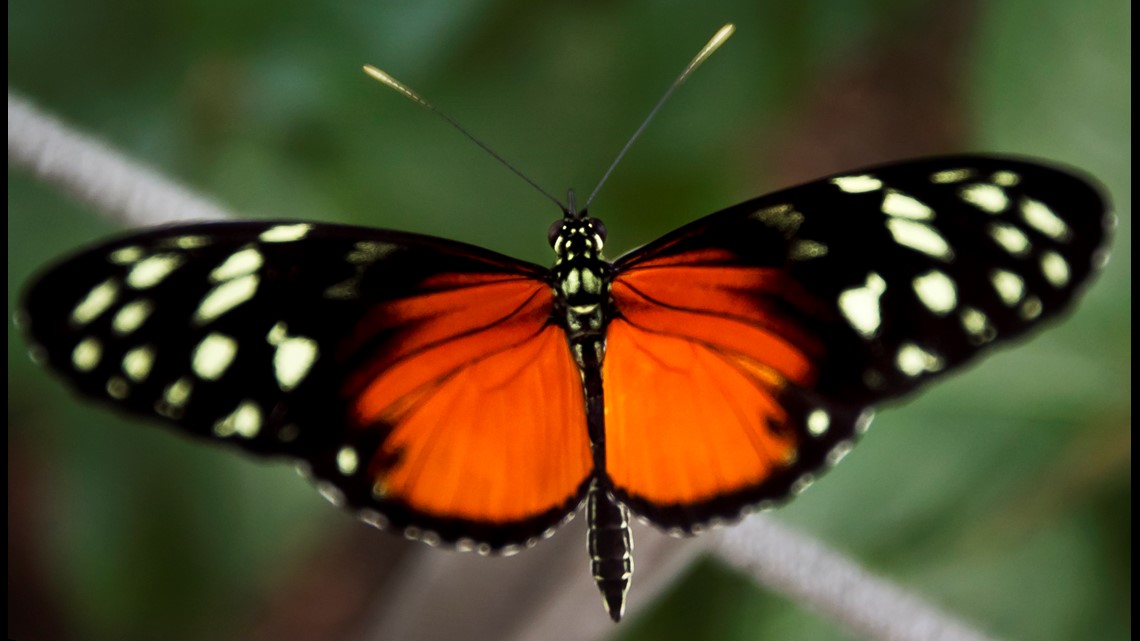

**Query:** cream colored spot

left=259, top=224, right=312, bottom=243
left=171, top=235, right=210, bottom=249
left=807, top=409, right=830, bottom=436
left=72, top=338, right=102, bottom=372
left=106, top=376, right=130, bottom=399
left=160, top=377, right=193, bottom=414
left=960, top=307, right=995, bottom=342
left=882, top=190, right=934, bottom=220
left=896, top=342, right=944, bottom=377
left=267, top=322, right=288, bottom=345
left=127, top=254, right=183, bottom=288
left=214, top=400, right=262, bottom=438
left=163, top=376, right=191, bottom=406
left=987, top=222, right=1031, bottom=256
left=960, top=183, right=1009, bottom=213
left=753, top=204, right=804, bottom=235
left=337, top=446, right=359, bottom=475
left=72, top=279, right=119, bottom=325
left=991, top=171, right=1020, bottom=187
left=832, top=175, right=882, bottom=193
left=887, top=219, right=953, bottom=260
left=112, top=300, right=154, bottom=335
left=210, top=247, right=263, bottom=281
left=348, top=240, right=396, bottom=263
left=581, top=268, right=602, bottom=294
left=194, top=274, right=260, bottom=324
left=1040, top=251, right=1071, bottom=287
left=192, top=333, right=237, bottom=380
left=109, top=246, right=144, bottom=264
left=274, top=336, right=319, bottom=391
left=912, top=270, right=957, bottom=315
left=562, top=269, right=581, bottom=295
left=122, top=346, right=155, bottom=382
left=790, top=240, right=828, bottom=260
left=1021, top=198, right=1071, bottom=240
left=1019, top=296, right=1043, bottom=320
left=930, top=168, right=975, bottom=184
left=838, top=273, right=887, bottom=338
left=990, top=269, right=1025, bottom=306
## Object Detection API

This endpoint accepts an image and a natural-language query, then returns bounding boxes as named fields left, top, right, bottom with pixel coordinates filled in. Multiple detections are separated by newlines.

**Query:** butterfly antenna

left=583, top=23, right=735, bottom=213
left=363, top=65, right=570, bottom=214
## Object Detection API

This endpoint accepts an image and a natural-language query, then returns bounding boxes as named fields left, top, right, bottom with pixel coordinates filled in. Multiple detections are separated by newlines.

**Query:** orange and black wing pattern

left=604, top=156, right=1110, bottom=531
left=20, top=221, right=592, bottom=549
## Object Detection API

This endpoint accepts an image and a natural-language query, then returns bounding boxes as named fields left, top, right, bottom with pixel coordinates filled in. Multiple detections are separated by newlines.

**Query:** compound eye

left=591, top=219, right=608, bottom=242
left=548, top=220, right=565, bottom=248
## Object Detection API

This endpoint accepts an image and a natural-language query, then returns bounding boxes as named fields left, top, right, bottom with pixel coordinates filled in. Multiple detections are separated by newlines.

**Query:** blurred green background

left=8, top=1, right=1129, bottom=640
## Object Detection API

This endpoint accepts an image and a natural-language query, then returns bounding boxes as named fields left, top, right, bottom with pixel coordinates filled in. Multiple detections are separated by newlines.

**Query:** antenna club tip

left=362, top=64, right=388, bottom=81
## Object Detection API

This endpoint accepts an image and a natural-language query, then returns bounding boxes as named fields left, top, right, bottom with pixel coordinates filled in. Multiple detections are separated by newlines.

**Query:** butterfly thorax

left=549, top=215, right=611, bottom=369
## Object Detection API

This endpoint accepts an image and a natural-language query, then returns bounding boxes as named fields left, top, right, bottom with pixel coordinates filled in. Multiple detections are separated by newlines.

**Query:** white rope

left=710, top=516, right=1003, bottom=641
left=7, top=91, right=232, bottom=225
left=8, top=89, right=1002, bottom=641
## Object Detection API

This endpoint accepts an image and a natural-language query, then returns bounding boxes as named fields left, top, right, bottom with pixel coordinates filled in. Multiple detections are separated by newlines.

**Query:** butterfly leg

left=587, top=479, right=633, bottom=622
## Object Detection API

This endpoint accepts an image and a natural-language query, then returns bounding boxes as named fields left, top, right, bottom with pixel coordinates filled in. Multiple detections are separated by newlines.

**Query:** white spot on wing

left=960, top=307, right=996, bottom=343
left=106, top=376, right=130, bottom=399
left=109, top=246, right=144, bottom=264
left=127, top=254, right=183, bottom=288
left=882, top=190, right=934, bottom=220
left=959, top=183, right=1009, bottom=213
left=990, top=269, right=1026, bottom=306
left=122, top=346, right=155, bottom=382
left=158, top=377, right=193, bottom=417
left=210, top=247, right=263, bottom=281
left=337, top=446, right=359, bottom=475
left=832, top=175, right=882, bottom=193
left=987, top=222, right=1031, bottom=256
left=274, top=336, right=319, bottom=391
left=753, top=205, right=804, bottom=235
left=991, top=171, right=1020, bottom=187
left=72, top=337, right=102, bottom=371
left=72, top=279, right=119, bottom=325
left=214, top=400, right=262, bottom=438
left=790, top=240, right=828, bottom=260
left=838, top=273, right=887, bottom=338
left=194, top=274, right=260, bottom=324
left=1040, top=251, right=1071, bottom=287
left=896, top=342, right=944, bottom=377
left=259, top=224, right=312, bottom=243
left=887, top=218, right=954, bottom=260
left=912, top=270, right=957, bottom=315
left=806, top=409, right=830, bottom=436
left=930, top=168, right=975, bottom=184
left=1021, top=198, right=1071, bottom=241
left=112, top=300, right=154, bottom=335
left=192, top=333, right=237, bottom=380
left=171, top=235, right=210, bottom=249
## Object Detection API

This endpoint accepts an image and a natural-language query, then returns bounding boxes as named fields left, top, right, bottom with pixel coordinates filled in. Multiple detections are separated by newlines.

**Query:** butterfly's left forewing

left=604, top=156, right=1110, bottom=531
left=22, top=222, right=593, bottom=549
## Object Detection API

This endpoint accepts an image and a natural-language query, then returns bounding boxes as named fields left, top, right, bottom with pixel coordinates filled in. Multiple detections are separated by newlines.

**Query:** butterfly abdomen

left=587, top=481, right=633, bottom=622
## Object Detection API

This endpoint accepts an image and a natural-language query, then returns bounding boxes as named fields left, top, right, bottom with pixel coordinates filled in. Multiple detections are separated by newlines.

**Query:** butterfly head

left=548, top=214, right=607, bottom=262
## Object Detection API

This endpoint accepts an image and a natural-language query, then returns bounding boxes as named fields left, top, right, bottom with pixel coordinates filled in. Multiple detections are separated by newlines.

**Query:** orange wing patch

left=605, top=262, right=824, bottom=509
left=345, top=274, right=592, bottom=525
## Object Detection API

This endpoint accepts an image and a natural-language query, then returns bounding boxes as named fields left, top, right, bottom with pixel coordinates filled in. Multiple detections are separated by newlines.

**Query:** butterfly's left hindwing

left=21, top=222, right=593, bottom=549
left=605, top=156, right=1109, bottom=531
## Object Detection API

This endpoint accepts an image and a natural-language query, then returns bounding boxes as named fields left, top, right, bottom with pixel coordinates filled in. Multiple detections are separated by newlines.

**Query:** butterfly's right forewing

left=22, top=221, right=593, bottom=549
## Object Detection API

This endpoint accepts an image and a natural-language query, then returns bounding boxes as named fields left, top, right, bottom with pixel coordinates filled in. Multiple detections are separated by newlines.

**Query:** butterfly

left=19, top=155, right=1110, bottom=621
